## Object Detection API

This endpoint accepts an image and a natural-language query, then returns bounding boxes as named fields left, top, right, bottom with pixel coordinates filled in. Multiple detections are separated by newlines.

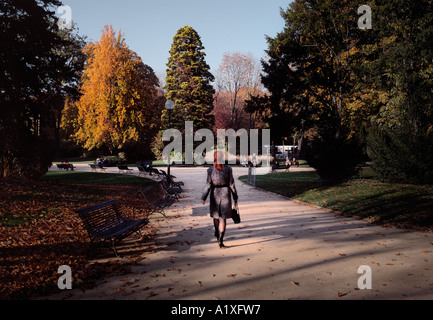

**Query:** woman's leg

left=218, top=218, right=226, bottom=234
left=218, top=218, right=227, bottom=248
left=213, top=218, right=220, bottom=240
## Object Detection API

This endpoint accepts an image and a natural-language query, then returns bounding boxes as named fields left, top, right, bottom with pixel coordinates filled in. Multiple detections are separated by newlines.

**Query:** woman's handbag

left=231, top=202, right=241, bottom=224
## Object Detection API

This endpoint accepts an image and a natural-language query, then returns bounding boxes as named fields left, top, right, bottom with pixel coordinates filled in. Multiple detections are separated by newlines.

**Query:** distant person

left=240, top=155, right=248, bottom=167
left=252, top=153, right=257, bottom=167
left=285, top=157, right=291, bottom=171
left=272, top=159, right=278, bottom=172
left=63, top=160, right=71, bottom=171
left=201, top=151, right=239, bottom=249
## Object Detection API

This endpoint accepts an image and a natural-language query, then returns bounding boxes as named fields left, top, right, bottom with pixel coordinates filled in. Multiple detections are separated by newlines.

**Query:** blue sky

left=64, top=0, right=292, bottom=75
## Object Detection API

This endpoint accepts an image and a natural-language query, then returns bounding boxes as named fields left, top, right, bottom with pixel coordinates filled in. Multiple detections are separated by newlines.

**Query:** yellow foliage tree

left=62, top=25, right=162, bottom=155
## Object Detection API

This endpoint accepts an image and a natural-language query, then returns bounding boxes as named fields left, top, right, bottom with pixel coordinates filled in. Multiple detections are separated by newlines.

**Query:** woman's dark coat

left=201, top=166, right=238, bottom=219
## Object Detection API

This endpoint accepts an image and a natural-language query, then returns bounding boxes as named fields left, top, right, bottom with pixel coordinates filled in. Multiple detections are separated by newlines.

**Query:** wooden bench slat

left=117, top=165, right=133, bottom=174
left=92, top=218, right=148, bottom=239
left=137, top=185, right=175, bottom=218
left=160, top=178, right=182, bottom=200
left=89, top=164, right=106, bottom=172
left=159, top=169, right=184, bottom=188
left=57, top=163, right=76, bottom=171
left=75, top=199, right=148, bottom=256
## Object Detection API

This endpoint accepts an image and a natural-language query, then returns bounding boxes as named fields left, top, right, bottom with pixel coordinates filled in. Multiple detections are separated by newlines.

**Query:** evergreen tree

left=164, top=26, right=215, bottom=131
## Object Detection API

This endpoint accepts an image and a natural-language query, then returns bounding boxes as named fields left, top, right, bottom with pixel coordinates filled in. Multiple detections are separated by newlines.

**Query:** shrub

left=304, top=135, right=363, bottom=181
left=102, top=155, right=127, bottom=166
left=367, top=124, right=433, bottom=184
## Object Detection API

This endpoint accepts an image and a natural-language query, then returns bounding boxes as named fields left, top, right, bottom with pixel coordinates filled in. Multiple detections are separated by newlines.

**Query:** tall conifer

left=164, top=26, right=215, bottom=131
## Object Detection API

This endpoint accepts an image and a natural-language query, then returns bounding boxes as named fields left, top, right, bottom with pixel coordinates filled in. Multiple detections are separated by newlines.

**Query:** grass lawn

left=42, top=170, right=156, bottom=187
left=239, top=167, right=433, bottom=231
left=0, top=172, right=158, bottom=299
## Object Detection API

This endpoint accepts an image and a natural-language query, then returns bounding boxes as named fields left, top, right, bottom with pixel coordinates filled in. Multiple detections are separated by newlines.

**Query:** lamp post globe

left=165, top=100, right=174, bottom=110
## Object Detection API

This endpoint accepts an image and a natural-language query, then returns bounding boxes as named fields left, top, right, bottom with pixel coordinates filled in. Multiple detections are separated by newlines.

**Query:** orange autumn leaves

left=61, top=25, right=162, bottom=154
left=0, top=178, right=153, bottom=299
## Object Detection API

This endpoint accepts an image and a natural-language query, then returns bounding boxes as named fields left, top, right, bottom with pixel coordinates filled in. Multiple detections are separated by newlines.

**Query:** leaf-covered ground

left=0, top=176, right=157, bottom=300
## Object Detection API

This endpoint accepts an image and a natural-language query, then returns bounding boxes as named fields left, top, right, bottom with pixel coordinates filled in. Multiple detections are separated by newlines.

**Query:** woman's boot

left=214, top=228, right=220, bottom=241
left=219, top=231, right=226, bottom=248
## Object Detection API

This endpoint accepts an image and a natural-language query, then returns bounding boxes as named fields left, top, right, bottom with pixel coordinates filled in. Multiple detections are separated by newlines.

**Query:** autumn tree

left=62, top=25, right=162, bottom=158
left=164, top=26, right=215, bottom=131
left=214, top=52, right=263, bottom=131
left=0, top=0, right=85, bottom=178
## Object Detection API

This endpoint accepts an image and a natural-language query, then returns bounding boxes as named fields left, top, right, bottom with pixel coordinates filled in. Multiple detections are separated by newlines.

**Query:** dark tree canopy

left=251, top=0, right=433, bottom=182
left=0, top=0, right=85, bottom=178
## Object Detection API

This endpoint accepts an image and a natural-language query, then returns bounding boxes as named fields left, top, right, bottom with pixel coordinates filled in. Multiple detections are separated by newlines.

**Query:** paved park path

left=51, top=165, right=433, bottom=300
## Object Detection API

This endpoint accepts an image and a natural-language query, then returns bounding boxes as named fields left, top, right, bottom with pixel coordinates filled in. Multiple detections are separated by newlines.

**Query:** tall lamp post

left=165, top=100, right=175, bottom=176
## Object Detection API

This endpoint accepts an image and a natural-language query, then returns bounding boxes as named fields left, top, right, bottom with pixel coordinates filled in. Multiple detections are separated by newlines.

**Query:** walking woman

left=201, top=151, right=239, bottom=248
